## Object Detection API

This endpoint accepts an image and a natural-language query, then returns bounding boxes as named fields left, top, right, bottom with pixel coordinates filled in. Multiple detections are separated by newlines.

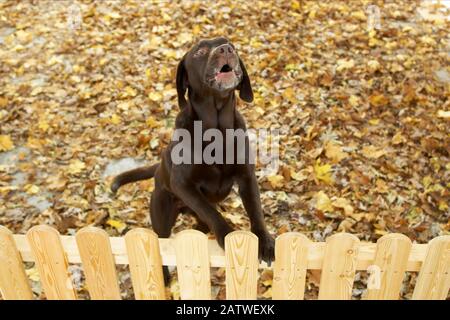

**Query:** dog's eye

left=193, top=47, right=209, bottom=58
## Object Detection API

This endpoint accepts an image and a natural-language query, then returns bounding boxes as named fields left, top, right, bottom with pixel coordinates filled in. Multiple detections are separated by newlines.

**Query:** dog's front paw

left=257, top=232, right=275, bottom=265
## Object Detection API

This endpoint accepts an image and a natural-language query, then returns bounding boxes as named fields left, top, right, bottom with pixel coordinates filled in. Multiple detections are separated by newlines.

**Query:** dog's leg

left=171, top=182, right=233, bottom=249
left=193, top=218, right=211, bottom=234
left=237, top=169, right=275, bottom=264
left=150, top=185, right=180, bottom=285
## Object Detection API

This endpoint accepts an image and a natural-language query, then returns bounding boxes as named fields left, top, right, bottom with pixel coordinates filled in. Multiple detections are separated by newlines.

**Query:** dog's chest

left=194, top=164, right=235, bottom=202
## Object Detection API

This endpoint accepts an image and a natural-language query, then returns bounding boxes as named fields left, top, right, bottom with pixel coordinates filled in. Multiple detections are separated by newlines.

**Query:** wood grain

left=318, top=233, right=360, bottom=300
left=412, top=235, right=450, bottom=300
left=75, top=227, right=121, bottom=300
left=0, top=226, right=33, bottom=300
left=272, top=232, right=309, bottom=300
left=124, top=228, right=165, bottom=300
left=26, top=225, right=76, bottom=300
left=174, top=230, right=211, bottom=299
left=225, top=231, right=258, bottom=300
left=367, top=233, right=412, bottom=300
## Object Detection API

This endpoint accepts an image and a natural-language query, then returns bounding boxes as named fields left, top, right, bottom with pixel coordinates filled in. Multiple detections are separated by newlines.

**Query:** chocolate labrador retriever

left=112, top=37, right=275, bottom=273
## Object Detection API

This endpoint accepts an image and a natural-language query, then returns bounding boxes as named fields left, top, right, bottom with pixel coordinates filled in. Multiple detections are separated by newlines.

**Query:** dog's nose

left=216, top=44, right=234, bottom=55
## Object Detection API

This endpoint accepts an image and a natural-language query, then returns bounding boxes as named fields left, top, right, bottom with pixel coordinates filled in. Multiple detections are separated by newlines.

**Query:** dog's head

left=176, top=37, right=253, bottom=109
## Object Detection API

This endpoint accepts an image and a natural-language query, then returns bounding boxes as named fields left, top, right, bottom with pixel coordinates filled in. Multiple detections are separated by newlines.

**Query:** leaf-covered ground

left=0, top=0, right=449, bottom=300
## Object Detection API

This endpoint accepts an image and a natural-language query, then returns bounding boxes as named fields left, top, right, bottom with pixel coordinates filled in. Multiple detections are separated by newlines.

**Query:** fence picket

left=26, top=225, right=76, bottom=299
left=318, top=233, right=359, bottom=300
left=272, top=232, right=309, bottom=300
left=0, top=224, right=447, bottom=300
left=174, top=230, right=211, bottom=299
left=412, top=235, right=450, bottom=300
left=367, top=233, right=412, bottom=299
left=225, top=231, right=258, bottom=300
left=0, top=226, right=33, bottom=300
left=124, top=228, right=165, bottom=300
left=75, top=227, right=121, bottom=300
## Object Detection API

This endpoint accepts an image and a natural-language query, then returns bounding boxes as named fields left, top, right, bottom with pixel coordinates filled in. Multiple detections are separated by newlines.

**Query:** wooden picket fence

left=0, top=224, right=449, bottom=300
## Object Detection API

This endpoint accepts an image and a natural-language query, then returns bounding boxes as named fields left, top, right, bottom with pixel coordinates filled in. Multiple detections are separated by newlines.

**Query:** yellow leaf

left=192, top=25, right=201, bottom=35
left=361, top=145, right=386, bottom=159
left=367, top=60, right=380, bottom=72
left=249, top=38, right=263, bottom=48
left=117, top=101, right=133, bottom=111
left=375, top=179, right=389, bottom=193
left=438, top=200, right=448, bottom=211
left=0, top=135, right=14, bottom=152
left=67, top=159, right=86, bottom=175
left=351, top=11, right=366, bottom=20
left=0, top=97, right=8, bottom=107
left=422, top=176, right=432, bottom=189
left=262, top=287, right=272, bottom=299
left=177, top=32, right=192, bottom=44
left=369, top=118, right=380, bottom=125
left=24, top=184, right=40, bottom=194
left=148, top=92, right=162, bottom=102
left=348, top=95, right=359, bottom=107
left=336, top=59, right=354, bottom=72
left=164, top=49, right=178, bottom=59
left=285, top=63, right=299, bottom=71
left=314, top=159, right=333, bottom=184
left=110, top=114, right=121, bottom=125
left=291, top=0, right=301, bottom=10
left=38, top=119, right=50, bottom=132
left=0, top=185, right=19, bottom=194
left=420, top=36, right=436, bottom=46
left=26, top=137, right=45, bottom=149
left=375, top=229, right=388, bottom=236
left=282, top=87, right=297, bottom=103
left=267, top=175, right=284, bottom=189
left=146, top=116, right=161, bottom=128
left=324, top=141, right=348, bottom=163
left=369, top=93, right=389, bottom=107
left=290, top=169, right=308, bottom=181
left=150, top=36, right=162, bottom=48
left=107, top=219, right=126, bottom=232
left=16, top=30, right=32, bottom=43
left=391, top=132, right=405, bottom=145
left=124, top=86, right=137, bottom=97
left=145, top=69, right=151, bottom=79
left=26, top=267, right=40, bottom=282
left=332, top=197, right=354, bottom=216
left=314, top=191, right=333, bottom=212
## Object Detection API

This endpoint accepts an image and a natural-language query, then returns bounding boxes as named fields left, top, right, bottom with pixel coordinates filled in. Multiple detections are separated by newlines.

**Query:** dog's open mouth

left=219, top=64, right=233, bottom=73
left=209, top=63, right=239, bottom=89
left=215, top=64, right=234, bottom=82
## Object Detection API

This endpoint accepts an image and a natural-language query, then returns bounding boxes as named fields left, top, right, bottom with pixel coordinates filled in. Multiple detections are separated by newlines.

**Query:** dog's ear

left=176, top=55, right=188, bottom=109
left=237, top=57, right=253, bottom=103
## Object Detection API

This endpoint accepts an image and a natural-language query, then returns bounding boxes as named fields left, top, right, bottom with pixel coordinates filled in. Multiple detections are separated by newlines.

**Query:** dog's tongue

left=216, top=71, right=234, bottom=81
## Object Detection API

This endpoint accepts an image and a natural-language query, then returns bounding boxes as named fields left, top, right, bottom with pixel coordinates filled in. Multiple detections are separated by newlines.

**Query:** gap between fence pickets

left=12, top=234, right=428, bottom=271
